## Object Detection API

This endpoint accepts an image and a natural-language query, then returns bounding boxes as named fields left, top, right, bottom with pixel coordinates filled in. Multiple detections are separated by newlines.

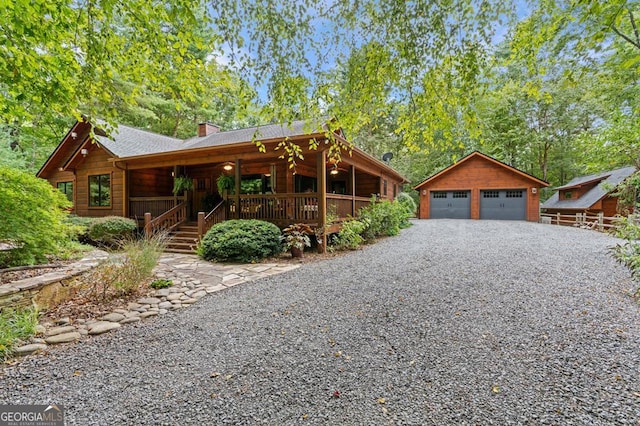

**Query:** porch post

left=234, top=159, right=241, bottom=219
left=350, top=165, right=356, bottom=216
left=317, top=149, right=327, bottom=253
left=173, top=165, right=179, bottom=207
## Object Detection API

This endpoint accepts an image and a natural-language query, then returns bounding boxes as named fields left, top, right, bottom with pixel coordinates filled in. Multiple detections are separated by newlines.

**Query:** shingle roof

left=541, top=166, right=636, bottom=210
left=94, top=125, right=184, bottom=157
left=93, top=119, right=325, bottom=158
left=183, top=120, right=324, bottom=149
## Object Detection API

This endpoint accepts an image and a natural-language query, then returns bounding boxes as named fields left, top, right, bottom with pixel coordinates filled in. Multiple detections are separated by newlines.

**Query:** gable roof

left=541, top=166, right=636, bottom=210
left=413, top=151, right=549, bottom=190
left=93, top=119, right=325, bottom=158
left=38, top=118, right=408, bottom=183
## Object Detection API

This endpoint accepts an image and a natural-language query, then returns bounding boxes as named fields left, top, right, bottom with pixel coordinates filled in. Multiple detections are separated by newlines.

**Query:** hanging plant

left=173, top=176, right=194, bottom=194
left=217, top=174, right=235, bottom=195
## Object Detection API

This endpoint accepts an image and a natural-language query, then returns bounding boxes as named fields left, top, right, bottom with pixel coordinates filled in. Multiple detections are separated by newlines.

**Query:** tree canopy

left=1, top=0, right=640, bottom=188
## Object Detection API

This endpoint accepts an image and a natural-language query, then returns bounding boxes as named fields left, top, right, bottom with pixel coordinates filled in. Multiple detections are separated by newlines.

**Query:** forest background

left=1, top=0, right=639, bottom=199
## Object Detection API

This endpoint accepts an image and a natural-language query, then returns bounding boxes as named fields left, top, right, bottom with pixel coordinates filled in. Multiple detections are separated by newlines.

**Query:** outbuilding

left=414, top=151, right=549, bottom=221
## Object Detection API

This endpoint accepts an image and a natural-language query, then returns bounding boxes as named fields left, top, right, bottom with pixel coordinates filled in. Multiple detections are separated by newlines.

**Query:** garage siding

left=415, top=152, right=547, bottom=222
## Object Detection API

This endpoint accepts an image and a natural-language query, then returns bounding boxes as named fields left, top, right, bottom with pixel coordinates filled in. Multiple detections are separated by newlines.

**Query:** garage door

left=430, top=191, right=471, bottom=219
left=480, top=190, right=526, bottom=220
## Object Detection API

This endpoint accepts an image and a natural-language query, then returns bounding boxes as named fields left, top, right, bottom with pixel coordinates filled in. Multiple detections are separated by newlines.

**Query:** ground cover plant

left=0, top=307, right=39, bottom=360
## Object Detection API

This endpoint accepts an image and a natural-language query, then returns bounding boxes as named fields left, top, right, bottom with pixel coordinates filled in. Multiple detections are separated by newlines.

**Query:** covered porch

left=124, top=148, right=395, bottom=247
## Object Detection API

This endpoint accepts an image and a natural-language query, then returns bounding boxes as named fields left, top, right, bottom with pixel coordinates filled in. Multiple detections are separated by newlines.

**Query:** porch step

left=163, top=222, right=200, bottom=253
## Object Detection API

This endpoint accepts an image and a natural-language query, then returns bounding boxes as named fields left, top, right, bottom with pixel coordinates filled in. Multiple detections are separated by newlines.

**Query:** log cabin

left=541, top=166, right=636, bottom=219
left=37, top=119, right=408, bottom=252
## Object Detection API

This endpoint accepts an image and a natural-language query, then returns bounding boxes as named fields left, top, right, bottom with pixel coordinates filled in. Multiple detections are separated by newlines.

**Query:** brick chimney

left=198, top=122, right=221, bottom=137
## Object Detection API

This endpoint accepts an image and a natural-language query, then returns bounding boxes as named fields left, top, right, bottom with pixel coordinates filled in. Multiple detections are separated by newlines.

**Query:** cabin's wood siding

left=73, top=146, right=125, bottom=218
left=416, top=154, right=544, bottom=221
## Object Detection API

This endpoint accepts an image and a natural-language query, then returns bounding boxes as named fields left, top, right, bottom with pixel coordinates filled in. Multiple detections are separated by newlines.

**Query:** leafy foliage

left=332, top=219, right=365, bottom=251
left=0, top=307, right=39, bottom=360
left=150, top=278, right=173, bottom=289
left=281, top=223, right=313, bottom=251
left=611, top=213, right=640, bottom=299
left=0, top=166, right=73, bottom=267
left=396, top=192, right=417, bottom=217
left=198, top=220, right=282, bottom=263
left=358, top=198, right=411, bottom=242
left=87, top=216, right=137, bottom=246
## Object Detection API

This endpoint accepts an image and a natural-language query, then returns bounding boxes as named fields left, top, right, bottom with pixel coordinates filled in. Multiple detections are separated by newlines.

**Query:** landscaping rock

left=192, top=291, right=207, bottom=299
left=88, top=321, right=121, bottom=335
left=158, top=301, right=173, bottom=310
left=45, top=332, right=80, bottom=344
left=139, top=311, right=158, bottom=319
left=154, top=289, right=171, bottom=297
left=101, top=313, right=125, bottom=322
left=14, top=343, right=47, bottom=356
left=120, top=317, right=140, bottom=324
left=137, top=297, right=161, bottom=305
left=45, top=326, right=76, bottom=337
left=167, top=293, right=182, bottom=301
left=55, top=317, right=70, bottom=325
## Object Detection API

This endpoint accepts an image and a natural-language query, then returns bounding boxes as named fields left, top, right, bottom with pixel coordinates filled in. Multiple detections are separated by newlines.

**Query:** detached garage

left=414, top=151, right=549, bottom=221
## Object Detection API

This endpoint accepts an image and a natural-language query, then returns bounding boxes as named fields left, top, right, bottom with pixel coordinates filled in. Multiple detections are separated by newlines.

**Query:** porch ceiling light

left=330, top=166, right=339, bottom=175
left=223, top=162, right=234, bottom=171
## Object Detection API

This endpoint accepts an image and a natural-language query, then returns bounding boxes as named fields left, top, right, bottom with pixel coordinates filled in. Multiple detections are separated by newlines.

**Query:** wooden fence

left=539, top=212, right=618, bottom=232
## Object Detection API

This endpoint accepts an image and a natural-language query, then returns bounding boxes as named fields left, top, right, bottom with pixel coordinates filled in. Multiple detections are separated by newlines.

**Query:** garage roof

left=413, top=151, right=549, bottom=190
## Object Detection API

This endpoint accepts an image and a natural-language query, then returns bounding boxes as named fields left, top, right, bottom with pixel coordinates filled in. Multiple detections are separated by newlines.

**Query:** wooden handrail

left=144, top=201, right=187, bottom=236
left=197, top=200, right=226, bottom=237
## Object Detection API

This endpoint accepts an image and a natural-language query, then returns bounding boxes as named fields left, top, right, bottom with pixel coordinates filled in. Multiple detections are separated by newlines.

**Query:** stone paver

left=13, top=253, right=299, bottom=356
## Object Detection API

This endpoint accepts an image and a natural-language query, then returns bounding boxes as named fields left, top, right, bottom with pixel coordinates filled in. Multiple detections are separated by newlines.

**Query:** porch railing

left=197, top=200, right=226, bottom=237
left=326, top=194, right=372, bottom=218
left=227, top=193, right=319, bottom=226
left=130, top=196, right=185, bottom=220
left=144, top=201, right=187, bottom=236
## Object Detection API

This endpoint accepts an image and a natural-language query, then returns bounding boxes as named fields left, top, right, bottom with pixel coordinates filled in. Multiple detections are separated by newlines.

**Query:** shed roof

left=541, top=166, right=636, bottom=210
left=413, top=151, right=549, bottom=190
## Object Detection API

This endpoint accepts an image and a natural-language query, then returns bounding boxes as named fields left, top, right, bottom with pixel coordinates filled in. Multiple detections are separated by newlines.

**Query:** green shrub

left=612, top=214, right=640, bottom=299
left=0, top=166, right=74, bottom=267
left=65, top=215, right=95, bottom=243
left=357, top=198, right=411, bottom=241
left=397, top=192, right=417, bottom=217
left=333, top=219, right=365, bottom=250
left=0, top=307, right=39, bottom=360
left=150, top=278, right=173, bottom=289
left=197, top=219, right=282, bottom=263
left=88, top=216, right=137, bottom=245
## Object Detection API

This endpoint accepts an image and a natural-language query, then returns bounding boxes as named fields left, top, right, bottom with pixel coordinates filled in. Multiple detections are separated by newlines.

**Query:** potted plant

left=173, top=176, right=194, bottom=194
left=282, top=223, right=313, bottom=258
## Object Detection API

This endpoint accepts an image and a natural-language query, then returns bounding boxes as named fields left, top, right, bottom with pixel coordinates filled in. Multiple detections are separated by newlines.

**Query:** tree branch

left=627, top=7, right=640, bottom=48
left=612, top=24, right=640, bottom=50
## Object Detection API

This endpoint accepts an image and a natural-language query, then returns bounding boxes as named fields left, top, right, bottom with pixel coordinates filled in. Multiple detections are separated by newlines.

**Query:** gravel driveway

left=2, top=220, right=639, bottom=425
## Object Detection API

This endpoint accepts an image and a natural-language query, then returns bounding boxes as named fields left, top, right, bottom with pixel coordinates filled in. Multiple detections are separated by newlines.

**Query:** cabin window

left=506, top=190, right=523, bottom=198
left=453, top=191, right=468, bottom=198
left=393, top=183, right=397, bottom=198
left=483, top=191, right=499, bottom=198
left=564, top=191, right=572, bottom=199
left=56, top=181, right=73, bottom=202
left=383, top=179, right=388, bottom=196
left=88, top=174, right=111, bottom=207
left=432, top=192, right=447, bottom=199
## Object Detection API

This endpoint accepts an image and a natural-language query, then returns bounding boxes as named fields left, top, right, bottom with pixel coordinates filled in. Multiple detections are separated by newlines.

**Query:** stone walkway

left=13, top=253, right=299, bottom=356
